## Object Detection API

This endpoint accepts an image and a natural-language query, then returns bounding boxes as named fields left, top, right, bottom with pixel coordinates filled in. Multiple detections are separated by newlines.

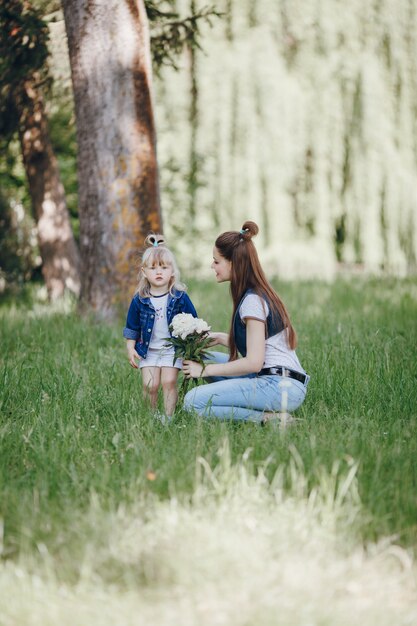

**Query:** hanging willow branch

left=146, top=2, right=223, bottom=72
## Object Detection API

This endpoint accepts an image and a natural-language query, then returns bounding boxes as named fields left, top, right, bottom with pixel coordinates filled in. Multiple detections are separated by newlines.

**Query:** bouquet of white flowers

left=167, top=313, right=211, bottom=362
left=165, top=313, right=212, bottom=393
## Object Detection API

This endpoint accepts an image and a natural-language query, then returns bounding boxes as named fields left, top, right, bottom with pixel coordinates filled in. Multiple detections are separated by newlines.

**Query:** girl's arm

left=184, top=319, right=265, bottom=378
left=208, top=331, right=229, bottom=347
left=123, top=297, right=142, bottom=369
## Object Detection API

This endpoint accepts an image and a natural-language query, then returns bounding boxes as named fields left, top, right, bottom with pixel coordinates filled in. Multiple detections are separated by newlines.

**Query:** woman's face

left=211, top=247, right=232, bottom=283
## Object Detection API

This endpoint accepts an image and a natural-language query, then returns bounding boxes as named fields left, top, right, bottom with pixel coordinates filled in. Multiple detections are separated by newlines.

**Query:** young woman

left=182, top=221, right=309, bottom=423
left=123, top=234, right=197, bottom=423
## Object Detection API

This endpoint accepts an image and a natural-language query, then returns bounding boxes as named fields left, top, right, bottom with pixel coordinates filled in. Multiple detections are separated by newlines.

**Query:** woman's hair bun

left=240, top=221, right=259, bottom=240
left=145, top=233, right=166, bottom=248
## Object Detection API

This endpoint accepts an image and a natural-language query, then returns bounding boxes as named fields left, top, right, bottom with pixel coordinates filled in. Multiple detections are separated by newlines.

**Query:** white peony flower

left=170, top=313, right=211, bottom=338
left=194, top=318, right=211, bottom=334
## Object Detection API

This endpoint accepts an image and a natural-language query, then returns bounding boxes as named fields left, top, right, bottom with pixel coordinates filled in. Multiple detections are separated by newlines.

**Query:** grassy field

left=0, top=277, right=416, bottom=624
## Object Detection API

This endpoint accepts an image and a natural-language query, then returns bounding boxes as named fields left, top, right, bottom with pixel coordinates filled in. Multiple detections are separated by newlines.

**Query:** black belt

left=257, top=366, right=307, bottom=384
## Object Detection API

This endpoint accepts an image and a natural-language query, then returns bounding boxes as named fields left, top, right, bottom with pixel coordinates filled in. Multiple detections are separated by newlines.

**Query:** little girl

left=123, top=234, right=197, bottom=422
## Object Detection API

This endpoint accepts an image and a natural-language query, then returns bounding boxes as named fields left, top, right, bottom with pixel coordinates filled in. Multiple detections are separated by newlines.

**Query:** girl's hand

left=127, top=348, right=141, bottom=369
left=183, top=360, right=204, bottom=379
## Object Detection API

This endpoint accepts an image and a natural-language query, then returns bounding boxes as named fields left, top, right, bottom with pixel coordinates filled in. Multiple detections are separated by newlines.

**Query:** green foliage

left=0, top=0, right=49, bottom=82
left=0, top=1, right=52, bottom=289
left=166, top=331, right=212, bottom=364
left=0, top=140, right=35, bottom=288
left=0, top=0, right=51, bottom=140
left=0, top=189, right=34, bottom=287
left=48, top=103, right=79, bottom=235
left=165, top=325, right=213, bottom=395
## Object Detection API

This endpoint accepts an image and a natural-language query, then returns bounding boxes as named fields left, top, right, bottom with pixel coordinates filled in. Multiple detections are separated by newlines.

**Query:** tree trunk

left=17, top=76, right=81, bottom=300
left=62, top=0, right=162, bottom=319
left=187, top=0, right=198, bottom=223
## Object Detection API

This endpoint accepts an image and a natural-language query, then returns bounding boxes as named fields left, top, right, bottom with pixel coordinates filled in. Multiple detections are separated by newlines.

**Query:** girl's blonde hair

left=136, top=233, right=186, bottom=297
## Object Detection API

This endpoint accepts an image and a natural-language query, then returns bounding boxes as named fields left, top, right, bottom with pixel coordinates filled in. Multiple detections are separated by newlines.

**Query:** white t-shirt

left=239, top=293, right=305, bottom=372
left=149, top=294, right=171, bottom=350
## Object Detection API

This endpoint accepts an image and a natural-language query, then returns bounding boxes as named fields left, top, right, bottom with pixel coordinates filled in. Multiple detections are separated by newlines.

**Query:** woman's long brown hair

left=215, top=220, right=297, bottom=360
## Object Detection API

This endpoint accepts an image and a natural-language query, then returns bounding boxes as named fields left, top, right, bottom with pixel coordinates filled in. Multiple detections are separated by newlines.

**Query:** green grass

left=0, top=276, right=416, bottom=564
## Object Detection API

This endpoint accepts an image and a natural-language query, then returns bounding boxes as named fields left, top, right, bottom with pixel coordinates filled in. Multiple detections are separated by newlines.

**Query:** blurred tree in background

left=1, top=0, right=417, bottom=304
left=0, top=0, right=80, bottom=298
left=61, top=0, right=162, bottom=318
left=60, top=0, right=219, bottom=317
left=0, top=0, right=219, bottom=310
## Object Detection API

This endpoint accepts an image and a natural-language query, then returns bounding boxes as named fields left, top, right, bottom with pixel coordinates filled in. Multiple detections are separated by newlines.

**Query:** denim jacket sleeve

left=180, top=292, right=198, bottom=317
left=123, top=296, right=142, bottom=340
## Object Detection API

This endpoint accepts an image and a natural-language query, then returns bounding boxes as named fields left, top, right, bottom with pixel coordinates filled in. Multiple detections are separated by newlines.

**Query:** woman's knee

left=184, top=386, right=209, bottom=412
left=183, top=388, right=196, bottom=410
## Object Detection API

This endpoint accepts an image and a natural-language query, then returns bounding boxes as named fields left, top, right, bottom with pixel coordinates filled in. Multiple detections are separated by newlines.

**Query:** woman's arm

left=184, top=319, right=265, bottom=378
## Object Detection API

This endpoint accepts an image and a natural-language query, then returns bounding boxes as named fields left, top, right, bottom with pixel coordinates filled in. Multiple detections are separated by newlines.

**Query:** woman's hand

left=208, top=331, right=229, bottom=347
left=194, top=319, right=265, bottom=378
left=183, top=360, right=204, bottom=379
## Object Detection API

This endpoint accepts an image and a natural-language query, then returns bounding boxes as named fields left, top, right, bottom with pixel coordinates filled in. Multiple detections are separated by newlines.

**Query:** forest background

left=1, top=0, right=417, bottom=301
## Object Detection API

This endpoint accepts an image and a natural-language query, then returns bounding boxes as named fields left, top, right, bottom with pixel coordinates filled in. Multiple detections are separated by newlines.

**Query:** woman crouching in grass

left=182, top=221, right=309, bottom=424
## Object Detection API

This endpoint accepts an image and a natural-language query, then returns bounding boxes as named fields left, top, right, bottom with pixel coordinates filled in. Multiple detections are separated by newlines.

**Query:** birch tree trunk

left=62, top=0, right=162, bottom=318
left=187, top=0, right=199, bottom=223
left=17, top=76, right=81, bottom=299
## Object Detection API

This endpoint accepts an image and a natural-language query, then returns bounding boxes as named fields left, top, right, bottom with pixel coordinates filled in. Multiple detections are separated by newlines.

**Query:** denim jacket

left=233, top=289, right=284, bottom=357
left=123, top=290, right=198, bottom=358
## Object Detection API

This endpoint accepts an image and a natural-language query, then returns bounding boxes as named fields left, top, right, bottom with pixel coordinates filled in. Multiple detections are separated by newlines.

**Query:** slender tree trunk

left=16, top=76, right=81, bottom=299
left=225, top=0, right=233, bottom=42
left=62, top=0, right=162, bottom=318
left=188, top=0, right=198, bottom=223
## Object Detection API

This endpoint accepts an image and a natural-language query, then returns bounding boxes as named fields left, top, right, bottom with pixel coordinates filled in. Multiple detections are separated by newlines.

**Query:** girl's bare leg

left=160, top=367, right=179, bottom=417
left=141, top=367, right=161, bottom=409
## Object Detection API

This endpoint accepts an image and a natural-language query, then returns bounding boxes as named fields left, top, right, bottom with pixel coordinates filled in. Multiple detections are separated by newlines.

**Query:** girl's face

left=142, top=262, right=173, bottom=293
left=211, top=247, right=232, bottom=283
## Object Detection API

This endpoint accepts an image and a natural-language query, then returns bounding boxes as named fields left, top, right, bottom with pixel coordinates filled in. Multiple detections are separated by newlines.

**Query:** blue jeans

left=183, top=352, right=309, bottom=422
